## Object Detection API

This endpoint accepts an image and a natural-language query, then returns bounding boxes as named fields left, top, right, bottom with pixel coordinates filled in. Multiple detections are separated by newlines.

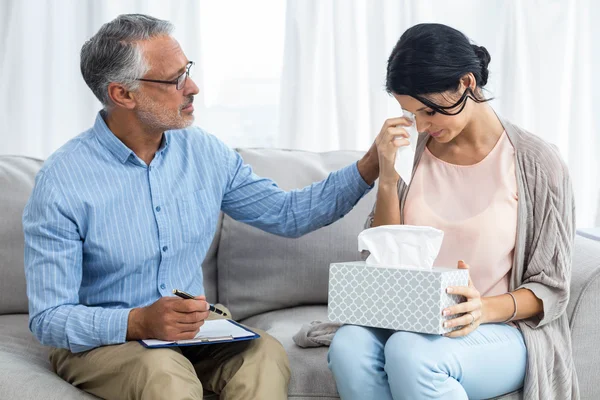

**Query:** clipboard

left=139, top=319, right=260, bottom=348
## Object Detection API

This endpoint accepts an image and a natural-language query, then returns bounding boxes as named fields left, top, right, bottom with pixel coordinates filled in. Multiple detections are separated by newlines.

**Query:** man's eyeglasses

left=136, top=61, right=194, bottom=90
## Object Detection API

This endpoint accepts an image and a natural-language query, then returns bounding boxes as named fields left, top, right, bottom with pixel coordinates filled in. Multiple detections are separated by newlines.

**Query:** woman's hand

left=374, top=117, right=413, bottom=186
left=442, top=260, right=485, bottom=337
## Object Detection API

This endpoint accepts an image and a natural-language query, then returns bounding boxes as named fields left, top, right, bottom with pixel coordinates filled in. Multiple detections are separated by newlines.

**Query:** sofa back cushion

left=216, top=149, right=377, bottom=320
left=0, top=156, right=43, bottom=315
left=202, top=216, right=220, bottom=304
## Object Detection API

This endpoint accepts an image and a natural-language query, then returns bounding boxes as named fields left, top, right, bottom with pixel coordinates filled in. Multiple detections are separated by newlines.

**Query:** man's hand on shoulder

left=126, top=296, right=211, bottom=341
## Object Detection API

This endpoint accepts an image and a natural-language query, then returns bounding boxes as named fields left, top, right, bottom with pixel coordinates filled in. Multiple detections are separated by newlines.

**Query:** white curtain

left=1, top=0, right=598, bottom=226
left=0, top=0, right=285, bottom=157
left=279, top=0, right=600, bottom=227
left=0, top=0, right=204, bottom=158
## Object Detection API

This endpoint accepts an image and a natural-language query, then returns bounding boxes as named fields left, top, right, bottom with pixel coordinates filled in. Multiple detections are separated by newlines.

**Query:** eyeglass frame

left=135, top=61, right=194, bottom=90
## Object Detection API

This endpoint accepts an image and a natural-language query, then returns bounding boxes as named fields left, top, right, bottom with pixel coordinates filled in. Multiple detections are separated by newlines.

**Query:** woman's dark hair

left=386, top=23, right=492, bottom=115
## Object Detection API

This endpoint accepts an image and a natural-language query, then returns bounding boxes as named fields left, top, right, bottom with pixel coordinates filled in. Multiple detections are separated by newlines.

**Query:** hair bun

left=472, top=45, right=491, bottom=86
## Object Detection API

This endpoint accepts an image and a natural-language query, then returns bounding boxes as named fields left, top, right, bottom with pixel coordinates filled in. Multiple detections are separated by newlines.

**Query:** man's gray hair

left=80, top=14, right=174, bottom=107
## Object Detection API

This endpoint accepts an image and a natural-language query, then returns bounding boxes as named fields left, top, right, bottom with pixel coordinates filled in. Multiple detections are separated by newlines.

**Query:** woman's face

left=393, top=89, right=474, bottom=144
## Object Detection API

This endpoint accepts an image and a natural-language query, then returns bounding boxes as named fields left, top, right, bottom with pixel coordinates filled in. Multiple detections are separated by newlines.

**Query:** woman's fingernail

left=443, top=322, right=449, bottom=328
left=442, top=309, right=449, bottom=316
left=447, top=287, right=454, bottom=293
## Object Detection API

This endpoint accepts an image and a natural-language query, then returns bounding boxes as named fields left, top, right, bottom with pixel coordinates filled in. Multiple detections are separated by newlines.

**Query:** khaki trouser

left=49, top=307, right=290, bottom=400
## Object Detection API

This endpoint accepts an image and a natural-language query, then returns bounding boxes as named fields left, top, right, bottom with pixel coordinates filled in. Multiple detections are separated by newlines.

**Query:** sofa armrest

left=567, top=234, right=600, bottom=400
left=568, top=234, right=600, bottom=320
left=576, top=228, right=600, bottom=241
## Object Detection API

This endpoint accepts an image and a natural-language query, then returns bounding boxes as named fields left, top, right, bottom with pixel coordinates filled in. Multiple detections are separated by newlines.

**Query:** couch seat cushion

left=241, top=305, right=339, bottom=399
left=0, top=314, right=97, bottom=399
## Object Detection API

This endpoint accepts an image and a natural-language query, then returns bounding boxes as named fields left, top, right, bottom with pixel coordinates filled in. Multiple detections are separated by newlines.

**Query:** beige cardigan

left=364, top=115, right=579, bottom=399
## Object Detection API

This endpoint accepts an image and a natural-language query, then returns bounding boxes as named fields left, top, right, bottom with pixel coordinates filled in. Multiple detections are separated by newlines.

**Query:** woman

left=328, top=23, right=578, bottom=400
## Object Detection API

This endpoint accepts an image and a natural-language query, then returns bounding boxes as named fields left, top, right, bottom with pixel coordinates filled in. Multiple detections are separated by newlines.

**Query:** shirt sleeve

left=23, top=172, right=131, bottom=353
left=219, top=145, right=372, bottom=238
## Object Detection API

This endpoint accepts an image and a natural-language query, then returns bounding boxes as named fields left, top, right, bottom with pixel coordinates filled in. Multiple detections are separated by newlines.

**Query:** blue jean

left=328, top=324, right=526, bottom=400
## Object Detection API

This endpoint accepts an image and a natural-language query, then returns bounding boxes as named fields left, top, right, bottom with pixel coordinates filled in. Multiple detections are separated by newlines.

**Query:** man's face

left=134, top=35, right=199, bottom=131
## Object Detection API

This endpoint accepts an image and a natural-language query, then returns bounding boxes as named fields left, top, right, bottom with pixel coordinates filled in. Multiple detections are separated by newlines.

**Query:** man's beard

left=136, top=93, right=194, bottom=132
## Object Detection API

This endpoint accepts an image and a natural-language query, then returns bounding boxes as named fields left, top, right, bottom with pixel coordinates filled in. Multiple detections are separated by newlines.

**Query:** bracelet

left=504, top=292, right=518, bottom=323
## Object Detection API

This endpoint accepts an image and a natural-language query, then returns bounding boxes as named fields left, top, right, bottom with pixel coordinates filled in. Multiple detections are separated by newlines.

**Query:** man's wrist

left=126, top=307, right=146, bottom=340
left=357, top=154, right=379, bottom=186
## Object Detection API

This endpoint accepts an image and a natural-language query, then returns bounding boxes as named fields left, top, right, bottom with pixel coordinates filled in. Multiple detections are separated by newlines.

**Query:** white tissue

left=394, top=110, right=419, bottom=185
left=358, top=225, right=444, bottom=269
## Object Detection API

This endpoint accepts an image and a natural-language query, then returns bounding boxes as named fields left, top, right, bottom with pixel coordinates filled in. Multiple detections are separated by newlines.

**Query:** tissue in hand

left=328, top=225, right=469, bottom=335
left=358, top=225, right=443, bottom=269
left=394, top=110, right=419, bottom=185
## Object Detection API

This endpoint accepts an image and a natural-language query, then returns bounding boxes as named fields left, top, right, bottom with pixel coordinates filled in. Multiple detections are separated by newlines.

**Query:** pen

left=172, top=289, right=228, bottom=317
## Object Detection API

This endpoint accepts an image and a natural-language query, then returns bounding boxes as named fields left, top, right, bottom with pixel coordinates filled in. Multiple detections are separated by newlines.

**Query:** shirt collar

left=93, top=111, right=170, bottom=164
left=93, top=111, right=135, bottom=164
left=158, top=131, right=169, bottom=154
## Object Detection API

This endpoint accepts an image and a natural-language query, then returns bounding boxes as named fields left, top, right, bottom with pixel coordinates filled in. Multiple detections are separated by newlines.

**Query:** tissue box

left=328, top=262, right=469, bottom=335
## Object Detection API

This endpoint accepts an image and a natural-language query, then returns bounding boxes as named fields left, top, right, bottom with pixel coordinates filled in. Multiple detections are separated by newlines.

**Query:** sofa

left=1, top=151, right=600, bottom=400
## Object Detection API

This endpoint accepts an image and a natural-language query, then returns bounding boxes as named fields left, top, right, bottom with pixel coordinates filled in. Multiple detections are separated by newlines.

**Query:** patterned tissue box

left=328, top=262, right=469, bottom=335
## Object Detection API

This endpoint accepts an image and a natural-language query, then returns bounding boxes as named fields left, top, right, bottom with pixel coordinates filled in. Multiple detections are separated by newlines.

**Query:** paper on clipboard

left=141, top=319, right=258, bottom=347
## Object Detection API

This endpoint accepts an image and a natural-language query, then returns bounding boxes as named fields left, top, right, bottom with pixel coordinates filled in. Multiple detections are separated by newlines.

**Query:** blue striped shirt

left=23, top=112, right=371, bottom=353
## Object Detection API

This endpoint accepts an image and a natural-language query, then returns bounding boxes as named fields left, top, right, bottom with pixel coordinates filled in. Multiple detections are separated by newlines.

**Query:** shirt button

left=155, top=206, right=161, bottom=212
left=160, top=283, right=166, bottom=290
left=162, top=246, right=168, bottom=252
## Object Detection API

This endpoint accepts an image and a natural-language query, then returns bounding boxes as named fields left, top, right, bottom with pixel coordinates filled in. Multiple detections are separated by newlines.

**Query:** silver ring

left=468, top=312, right=475, bottom=326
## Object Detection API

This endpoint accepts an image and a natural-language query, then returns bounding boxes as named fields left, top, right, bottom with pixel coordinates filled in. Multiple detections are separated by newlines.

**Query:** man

left=23, top=14, right=381, bottom=400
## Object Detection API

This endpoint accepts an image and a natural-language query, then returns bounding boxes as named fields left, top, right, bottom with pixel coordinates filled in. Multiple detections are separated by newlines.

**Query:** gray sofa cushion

left=217, top=149, right=376, bottom=320
left=202, top=214, right=222, bottom=304
left=0, top=314, right=98, bottom=399
left=0, top=156, right=43, bottom=315
left=567, top=235, right=600, bottom=400
left=571, top=276, right=600, bottom=400
left=242, top=305, right=339, bottom=399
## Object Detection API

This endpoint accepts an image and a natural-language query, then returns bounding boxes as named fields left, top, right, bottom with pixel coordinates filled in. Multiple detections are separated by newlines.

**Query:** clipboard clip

left=174, top=335, right=235, bottom=344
